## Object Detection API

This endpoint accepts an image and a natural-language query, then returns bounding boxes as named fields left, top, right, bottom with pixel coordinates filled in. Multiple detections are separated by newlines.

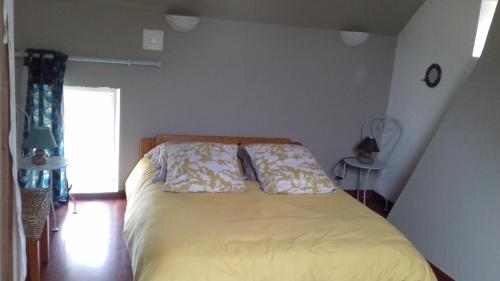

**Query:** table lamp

left=24, top=127, right=57, bottom=165
left=357, top=136, right=379, bottom=164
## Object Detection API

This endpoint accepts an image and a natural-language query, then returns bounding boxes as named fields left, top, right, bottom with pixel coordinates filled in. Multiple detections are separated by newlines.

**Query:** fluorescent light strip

left=473, top=0, right=498, bottom=58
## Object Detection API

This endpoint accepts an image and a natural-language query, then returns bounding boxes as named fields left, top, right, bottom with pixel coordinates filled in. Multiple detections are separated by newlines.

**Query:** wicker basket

left=21, top=188, right=51, bottom=240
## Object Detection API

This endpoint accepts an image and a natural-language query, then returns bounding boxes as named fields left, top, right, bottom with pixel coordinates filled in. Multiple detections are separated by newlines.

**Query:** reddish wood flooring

left=41, top=199, right=133, bottom=281
left=40, top=193, right=453, bottom=281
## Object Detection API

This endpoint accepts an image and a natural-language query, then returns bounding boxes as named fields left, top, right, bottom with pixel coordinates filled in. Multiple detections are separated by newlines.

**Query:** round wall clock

left=423, top=63, right=442, bottom=88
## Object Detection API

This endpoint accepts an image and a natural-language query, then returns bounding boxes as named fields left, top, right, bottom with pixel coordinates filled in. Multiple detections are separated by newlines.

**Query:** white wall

left=15, top=0, right=397, bottom=190
left=389, top=12, right=500, bottom=280
left=382, top=0, right=481, bottom=201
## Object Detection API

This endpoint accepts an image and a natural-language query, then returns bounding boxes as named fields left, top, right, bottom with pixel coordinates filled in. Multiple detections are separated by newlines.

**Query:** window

left=63, top=86, right=120, bottom=193
left=473, top=0, right=498, bottom=58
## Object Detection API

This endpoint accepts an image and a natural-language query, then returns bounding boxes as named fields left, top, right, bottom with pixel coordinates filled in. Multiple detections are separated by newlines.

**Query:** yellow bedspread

left=124, top=159, right=436, bottom=281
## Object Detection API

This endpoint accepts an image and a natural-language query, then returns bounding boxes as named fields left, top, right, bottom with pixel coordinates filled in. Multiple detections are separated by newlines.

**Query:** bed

left=124, top=135, right=436, bottom=281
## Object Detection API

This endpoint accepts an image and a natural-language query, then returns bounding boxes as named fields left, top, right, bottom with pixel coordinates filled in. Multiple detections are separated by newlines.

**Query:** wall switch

left=143, top=29, right=164, bottom=51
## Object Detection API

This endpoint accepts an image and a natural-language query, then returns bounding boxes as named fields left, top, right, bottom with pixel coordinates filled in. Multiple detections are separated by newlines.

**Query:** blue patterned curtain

left=18, top=49, right=69, bottom=205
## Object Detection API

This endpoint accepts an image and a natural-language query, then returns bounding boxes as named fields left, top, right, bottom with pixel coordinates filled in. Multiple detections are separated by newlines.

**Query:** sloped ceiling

left=53, top=0, right=425, bottom=34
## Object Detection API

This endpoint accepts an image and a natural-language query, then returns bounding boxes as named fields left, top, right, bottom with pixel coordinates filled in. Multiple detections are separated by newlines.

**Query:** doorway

left=63, top=86, right=120, bottom=193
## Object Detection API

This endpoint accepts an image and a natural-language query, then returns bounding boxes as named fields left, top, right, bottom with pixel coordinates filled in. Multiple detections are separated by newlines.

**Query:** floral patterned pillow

left=244, top=144, right=335, bottom=194
left=162, top=142, right=246, bottom=192
left=144, top=143, right=169, bottom=183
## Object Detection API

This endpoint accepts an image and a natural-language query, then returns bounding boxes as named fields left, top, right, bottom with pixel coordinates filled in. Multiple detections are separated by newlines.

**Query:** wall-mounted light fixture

left=165, top=14, right=200, bottom=32
left=340, top=31, right=370, bottom=47
left=472, top=0, right=498, bottom=58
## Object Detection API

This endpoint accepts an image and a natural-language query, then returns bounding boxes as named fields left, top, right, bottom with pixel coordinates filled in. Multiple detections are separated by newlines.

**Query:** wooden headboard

left=140, top=134, right=294, bottom=157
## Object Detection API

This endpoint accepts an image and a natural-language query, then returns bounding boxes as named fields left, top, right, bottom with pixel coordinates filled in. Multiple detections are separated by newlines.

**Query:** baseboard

left=372, top=190, right=395, bottom=211
left=343, top=189, right=395, bottom=213
left=428, top=261, right=454, bottom=280
left=344, top=189, right=376, bottom=198
left=72, top=191, right=126, bottom=200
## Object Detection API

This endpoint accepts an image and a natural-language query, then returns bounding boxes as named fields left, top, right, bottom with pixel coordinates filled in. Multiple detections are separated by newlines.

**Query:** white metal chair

left=342, top=117, right=402, bottom=206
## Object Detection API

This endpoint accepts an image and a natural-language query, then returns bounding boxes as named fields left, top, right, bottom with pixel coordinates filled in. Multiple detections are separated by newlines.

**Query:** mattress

left=124, top=158, right=436, bottom=281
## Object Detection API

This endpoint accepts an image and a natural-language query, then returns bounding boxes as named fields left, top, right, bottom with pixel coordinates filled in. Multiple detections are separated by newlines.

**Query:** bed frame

left=140, top=134, right=294, bottom=157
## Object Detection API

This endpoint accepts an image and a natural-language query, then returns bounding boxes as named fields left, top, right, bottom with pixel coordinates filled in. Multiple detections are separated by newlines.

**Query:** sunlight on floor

left=61, top=202, right=111, bottom=267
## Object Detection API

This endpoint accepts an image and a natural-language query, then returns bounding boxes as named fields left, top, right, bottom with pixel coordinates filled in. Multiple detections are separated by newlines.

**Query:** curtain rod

left=15, top=52, right=162, bottom=68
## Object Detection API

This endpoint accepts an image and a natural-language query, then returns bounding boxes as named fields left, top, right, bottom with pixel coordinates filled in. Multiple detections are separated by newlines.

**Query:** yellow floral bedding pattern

left=144, top=143, right=169, bottom=182
left=162, top=142, right=246, bottom=192
left=245, top=144, right=335, bottom=194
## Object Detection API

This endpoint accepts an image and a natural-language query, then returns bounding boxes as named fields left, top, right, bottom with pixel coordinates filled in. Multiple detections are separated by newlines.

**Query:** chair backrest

left=361, top=117, right=402, bottom=164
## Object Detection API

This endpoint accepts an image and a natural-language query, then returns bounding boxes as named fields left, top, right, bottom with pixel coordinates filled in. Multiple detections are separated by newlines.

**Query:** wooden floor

left=41, top=199, right=133, bottom=281
left=40, top=192, right=453, bottom=281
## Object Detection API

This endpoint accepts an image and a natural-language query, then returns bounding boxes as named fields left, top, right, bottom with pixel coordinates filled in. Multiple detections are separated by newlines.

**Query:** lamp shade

left=24, top=127, right=57, bottom=150
left=357, top=136, right=379, bottom=153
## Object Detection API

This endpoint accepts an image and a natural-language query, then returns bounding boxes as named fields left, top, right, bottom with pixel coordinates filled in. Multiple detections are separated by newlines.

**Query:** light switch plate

left=143, top=29, right=164, bottom=51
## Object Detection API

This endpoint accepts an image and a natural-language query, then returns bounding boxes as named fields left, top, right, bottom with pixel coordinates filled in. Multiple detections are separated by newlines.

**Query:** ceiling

left=55, top=0, right=426, bottom=35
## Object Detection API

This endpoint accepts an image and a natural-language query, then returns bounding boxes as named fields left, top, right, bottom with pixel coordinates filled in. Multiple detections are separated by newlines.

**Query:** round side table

left=18, top=156, right=69, bottom=232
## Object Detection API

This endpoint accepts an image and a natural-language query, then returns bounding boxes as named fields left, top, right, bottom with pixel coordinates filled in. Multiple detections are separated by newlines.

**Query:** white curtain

left=3, top=0, right=27, bottom=279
